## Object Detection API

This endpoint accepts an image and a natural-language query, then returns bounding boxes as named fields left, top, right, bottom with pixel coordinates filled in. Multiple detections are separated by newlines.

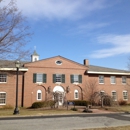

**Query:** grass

left=0, top=105, right=130, bottom=117
left=100, top=105, right=130, bottom=112
left=79, top=126, right=130, bottom=130
left=0, top=107, right=80, bottom=117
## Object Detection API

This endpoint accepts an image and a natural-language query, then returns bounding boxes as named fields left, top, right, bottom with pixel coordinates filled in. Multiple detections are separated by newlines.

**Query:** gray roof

left=0, top=60, right=27, bottom=68
left=88, top=65, right=130, bottom=73
left=32, top=50, right=39, bottom=56
left=0, top=59, right=129, bottom=74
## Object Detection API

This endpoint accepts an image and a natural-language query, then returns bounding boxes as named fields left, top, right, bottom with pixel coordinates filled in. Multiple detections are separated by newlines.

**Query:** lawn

left=0, top=108, right=79, bottom=116
left=0, top=105, right=130, bottom=117
left=100, top=105, right=130, bottom=113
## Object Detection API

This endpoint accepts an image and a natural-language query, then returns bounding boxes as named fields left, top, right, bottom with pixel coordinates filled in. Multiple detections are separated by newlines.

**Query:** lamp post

left=13, top=60, right=20, bottom=115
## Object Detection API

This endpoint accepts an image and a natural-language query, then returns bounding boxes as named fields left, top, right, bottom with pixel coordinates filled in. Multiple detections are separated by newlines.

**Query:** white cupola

left=31, top=50, right=39, bottom=62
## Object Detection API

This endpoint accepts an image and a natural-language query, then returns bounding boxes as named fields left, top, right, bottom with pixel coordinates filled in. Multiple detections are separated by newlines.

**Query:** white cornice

left=0, top=68, right=28, bottom=71
left=87, top=71, right=130, bottom=75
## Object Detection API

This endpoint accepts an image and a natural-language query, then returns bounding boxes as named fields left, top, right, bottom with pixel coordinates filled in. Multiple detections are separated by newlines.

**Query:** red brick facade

left=0, top=55, right=130, bottom=108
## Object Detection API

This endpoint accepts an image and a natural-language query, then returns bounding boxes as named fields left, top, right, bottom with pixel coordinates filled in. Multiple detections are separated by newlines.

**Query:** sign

left=68, top=102, right=74, bottom=105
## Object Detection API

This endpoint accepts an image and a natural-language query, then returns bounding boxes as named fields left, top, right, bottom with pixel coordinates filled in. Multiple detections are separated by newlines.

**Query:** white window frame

left=73, top=75, right=79, bottom=83
left=0, top=92, right=6, bottom=105
left=122, top=76, right=127, bottom=84
left=74, top=90, right=79, bottom=99
left=123, top=91, right=128, bottom=100
left=56, top=74, right=62, bottom=83
left=36, top=74, right=43, bottom=83
left=111, top=91, right=117, bottom=101
left=0, top=74, right=7, bottom=83
left=99, top=75, right=104, bottom=84
left=37, top=90, right=42, bottom=100
left=110, top=76, right=116, bottom=84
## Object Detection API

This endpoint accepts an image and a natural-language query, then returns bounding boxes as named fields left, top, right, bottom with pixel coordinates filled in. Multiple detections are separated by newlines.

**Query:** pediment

left=24, top=56, right=88, bottom=70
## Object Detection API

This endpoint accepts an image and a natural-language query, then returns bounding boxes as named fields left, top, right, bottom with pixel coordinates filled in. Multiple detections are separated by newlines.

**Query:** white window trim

left=55, top=60, right=62, bottom=65
left=110, top=76, right=116, bottom=84
left=122, top=76, right=127, bottom=84
left=74, top=90, right=79, bottom=99
left=123, top=91, right=128, bottom=100
left=56, top=74, right=62, bottom=83
left=36, top=73, right=43, bottom=83
left=0, top=74, right=7, bottom=83
left=37, top=90, right=42, bottom=100
left=0, top=92, right=6, bottom=105
left=100, top=91, right=105, bottom=96
left=111, top=90, right=117, bottom=101
left=99, top=75, right=104, bottom=84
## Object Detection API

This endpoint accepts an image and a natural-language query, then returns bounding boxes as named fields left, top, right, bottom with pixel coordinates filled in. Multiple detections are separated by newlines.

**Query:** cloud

left=91, top=34, right=130, bottom=58
left=1, top=0, right=107, bottom=21
left=77, top=22, right=109, bottom=33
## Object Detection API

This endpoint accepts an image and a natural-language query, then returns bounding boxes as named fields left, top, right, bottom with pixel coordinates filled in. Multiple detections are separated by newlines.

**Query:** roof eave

left=87, top=71, right=130, bottom=75
left=0, top=68, right=28, bottom=72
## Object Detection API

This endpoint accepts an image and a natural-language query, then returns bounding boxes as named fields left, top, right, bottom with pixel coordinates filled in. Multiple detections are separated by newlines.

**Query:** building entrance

left=53, top=86, right=64, bottom=106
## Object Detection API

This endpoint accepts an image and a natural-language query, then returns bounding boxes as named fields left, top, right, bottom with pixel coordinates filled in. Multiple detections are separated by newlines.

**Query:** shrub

left=71, top=107, right=77, bottom=111
left=31, top=101, right=44, bottom=108
left=103, top=97, right=112, bottom=106
left=118, top=100, right=127, bottom=106
left=43, top=100, right=55, bottom=108
left=68, top=100, right=89, bottom=106
left=31, top=100, right=56, bottom=109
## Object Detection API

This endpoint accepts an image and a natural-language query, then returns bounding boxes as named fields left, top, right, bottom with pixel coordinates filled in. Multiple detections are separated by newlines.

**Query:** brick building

left=0, top=51, right=130, bottom=107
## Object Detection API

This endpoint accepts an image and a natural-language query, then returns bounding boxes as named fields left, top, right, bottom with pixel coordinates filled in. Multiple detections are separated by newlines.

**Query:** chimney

left=84, top=59, right=89, bottom=66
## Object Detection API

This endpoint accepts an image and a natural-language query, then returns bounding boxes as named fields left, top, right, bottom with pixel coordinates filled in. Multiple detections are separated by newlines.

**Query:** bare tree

left=83, top=78, right=98, bottom=105
left=0, top=0, right=32, bottom=61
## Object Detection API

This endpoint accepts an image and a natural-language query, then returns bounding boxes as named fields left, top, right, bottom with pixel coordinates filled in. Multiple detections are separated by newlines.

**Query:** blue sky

left=2, top=0, right=130, bottom=70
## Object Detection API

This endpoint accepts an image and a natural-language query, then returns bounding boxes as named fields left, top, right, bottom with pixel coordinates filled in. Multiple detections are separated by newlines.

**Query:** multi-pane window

left=37, top=90, right=42, bottom=100
left=0, top=74, right=7, bottom=83
left=70, top=75, right=82, bottom=83
left=123, top=91, right=128, bottom=100
left=53, top=74, right=65, bottom=83
left=33, top=73, right=46, bottom=83
left=74, top=90, right=79, bottom=99
left=56, top=74, right=62, bottom=82
left=110, top=76, right=116, bottom=84
left=122, top=76, right=127, bottom=84
left=112, top=91, right=117, bottom=101
left=99, top=75, right=104, bottom=84
left=0, top=92, right=6, bottom=105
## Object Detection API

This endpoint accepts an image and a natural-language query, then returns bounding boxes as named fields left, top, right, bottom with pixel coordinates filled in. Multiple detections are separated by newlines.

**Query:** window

left=34, top=58, right=37, bottom=61
left=112, top=91, right=117, bottom=101
left=33, top=73, right=46, bottom=83
left=0, top=92, right=6, bottom=105
left=53, top=74, right=65, bottom=83
left=55, top=60, right=62, bottom=65
left=100, top=91, right=105, bottom=96
left=74, top=90, right=79, bottom=99
left=123, top=91, right=128, bottom=100
left=70, top=75, right=82, bottom=83
left=122, top=76, right=127, bottom=84
left=37, top=90, right=42, bottom=100
left=99, top=75, right=104, bottom=84
left=0, top=74, right=7, bottom=83
left=56, top=74, right=62, bottom=82
left=110, top=76, right=116, bottom=84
